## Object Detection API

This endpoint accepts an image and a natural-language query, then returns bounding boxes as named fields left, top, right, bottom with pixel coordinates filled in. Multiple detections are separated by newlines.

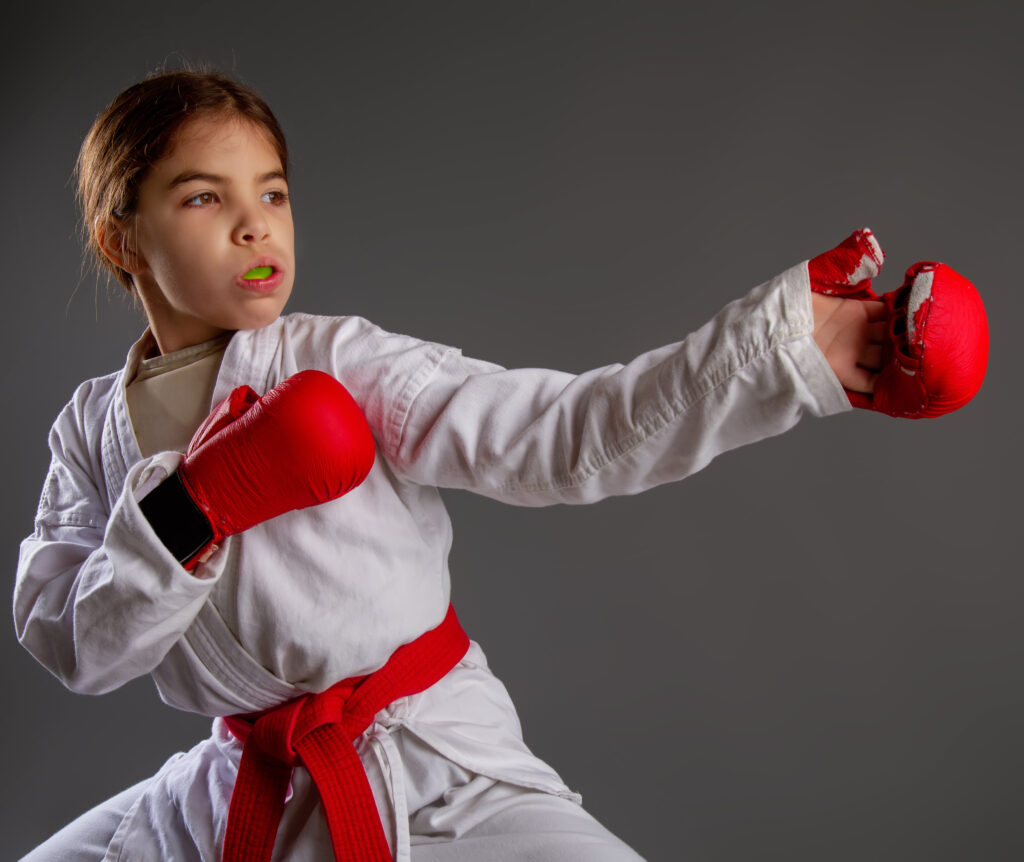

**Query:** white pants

left=21, top=726, right=644, bottom=862
left=21, top=774, right=643, bottom=862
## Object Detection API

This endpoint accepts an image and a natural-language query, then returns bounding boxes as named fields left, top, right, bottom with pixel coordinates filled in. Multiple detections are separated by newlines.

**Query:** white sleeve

left=13, top=399, right=227, bottom=696
left=389, top=260, right=851, bottom=505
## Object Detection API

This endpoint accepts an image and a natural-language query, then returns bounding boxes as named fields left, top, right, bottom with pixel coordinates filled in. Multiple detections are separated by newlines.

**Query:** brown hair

left=75, top=65, right=289, bottom=293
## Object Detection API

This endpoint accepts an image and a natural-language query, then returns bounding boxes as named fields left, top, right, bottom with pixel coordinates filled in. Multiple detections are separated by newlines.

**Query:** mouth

left=236, top=259, right=285, bottom=293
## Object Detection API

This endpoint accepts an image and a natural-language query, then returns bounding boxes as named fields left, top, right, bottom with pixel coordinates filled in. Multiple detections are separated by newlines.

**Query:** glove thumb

left=808, top=228, right=885, bottom=299
left=187, top=385, right=261, bottom=455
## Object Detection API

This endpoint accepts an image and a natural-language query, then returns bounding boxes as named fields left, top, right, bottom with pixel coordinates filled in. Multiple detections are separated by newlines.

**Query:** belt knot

left=248, top=679, right=362, bottom=767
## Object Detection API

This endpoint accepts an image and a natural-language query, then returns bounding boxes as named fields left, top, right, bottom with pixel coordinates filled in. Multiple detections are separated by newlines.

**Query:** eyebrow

left=167, top=170, right=287, bottom=189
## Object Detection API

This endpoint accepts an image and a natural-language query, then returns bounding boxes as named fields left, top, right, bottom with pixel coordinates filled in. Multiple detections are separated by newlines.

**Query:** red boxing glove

left=141, top=370, right=375, bottom=569
left=809, top=228, right=989, bottom=418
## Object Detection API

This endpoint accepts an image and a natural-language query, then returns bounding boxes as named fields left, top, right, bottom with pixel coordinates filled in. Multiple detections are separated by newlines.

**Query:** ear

left=97, top=217, right=146, bottom=275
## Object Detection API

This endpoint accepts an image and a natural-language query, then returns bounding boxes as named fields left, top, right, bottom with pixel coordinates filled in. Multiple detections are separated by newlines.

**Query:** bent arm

left=14, top=419, right=224, bottom=695
left=391, top=260, right=850, bottom=505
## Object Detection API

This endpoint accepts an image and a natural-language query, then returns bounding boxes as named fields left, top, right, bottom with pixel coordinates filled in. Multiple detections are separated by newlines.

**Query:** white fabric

left=14, top=259, right=850, bottom=860
left=21, top=750, right=643, bottom=862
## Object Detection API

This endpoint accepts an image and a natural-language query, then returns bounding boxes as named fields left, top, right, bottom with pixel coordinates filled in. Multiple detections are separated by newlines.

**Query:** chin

left=230, top=301, right=289, bottom=332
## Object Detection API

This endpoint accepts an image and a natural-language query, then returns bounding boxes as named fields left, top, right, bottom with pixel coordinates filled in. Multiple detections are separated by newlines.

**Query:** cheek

left=144, top=227, right=212, bottom=280
left=136, top=216, right=180, bottom=272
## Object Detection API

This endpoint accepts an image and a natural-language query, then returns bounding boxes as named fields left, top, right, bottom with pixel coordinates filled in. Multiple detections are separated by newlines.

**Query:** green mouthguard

left=243, top=266, right=273, bottom=280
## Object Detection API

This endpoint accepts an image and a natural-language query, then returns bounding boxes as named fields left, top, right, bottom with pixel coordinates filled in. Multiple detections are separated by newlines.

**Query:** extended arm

left=386, top=229, right=985, bottom=505
left=387, top=242, right=855, bottom=505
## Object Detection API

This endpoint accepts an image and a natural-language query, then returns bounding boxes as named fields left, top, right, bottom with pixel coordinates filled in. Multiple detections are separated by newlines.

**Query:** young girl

left=14, top=67, right=982, bottom=862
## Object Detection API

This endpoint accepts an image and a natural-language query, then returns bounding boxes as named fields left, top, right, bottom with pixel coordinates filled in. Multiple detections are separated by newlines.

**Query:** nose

left=231, top=202, right=271, bottom=246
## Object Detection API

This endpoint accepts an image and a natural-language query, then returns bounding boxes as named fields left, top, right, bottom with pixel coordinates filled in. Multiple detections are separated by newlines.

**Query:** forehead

left=161, top=115, right=283, bottom=171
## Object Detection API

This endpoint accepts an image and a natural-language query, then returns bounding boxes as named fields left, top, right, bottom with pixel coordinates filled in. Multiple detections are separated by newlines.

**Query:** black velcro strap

left=139, top=470, right=215, bottom=566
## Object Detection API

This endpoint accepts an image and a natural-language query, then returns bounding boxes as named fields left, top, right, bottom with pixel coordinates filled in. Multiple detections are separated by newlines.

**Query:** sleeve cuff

left=112, top=452, right=229, bottom=585
left=777, top=260, right=854, bottom=418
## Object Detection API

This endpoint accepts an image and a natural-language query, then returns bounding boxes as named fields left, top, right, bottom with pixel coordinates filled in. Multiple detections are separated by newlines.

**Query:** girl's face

left=128, top=115, right=295, bottom=354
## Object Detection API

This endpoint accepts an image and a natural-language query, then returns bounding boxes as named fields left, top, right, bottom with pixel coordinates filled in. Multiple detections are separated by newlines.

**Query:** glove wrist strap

left=139, top=470, right=215, bottom=566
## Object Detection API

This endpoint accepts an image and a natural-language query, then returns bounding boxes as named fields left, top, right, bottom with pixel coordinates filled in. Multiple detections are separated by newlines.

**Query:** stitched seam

left=35, top=510, right=103, bottom=528
left=392, top=344, right=457, bottom=460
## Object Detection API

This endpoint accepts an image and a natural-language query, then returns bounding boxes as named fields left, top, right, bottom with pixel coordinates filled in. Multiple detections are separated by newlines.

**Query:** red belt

left=221, top=605, right=469, bottom=862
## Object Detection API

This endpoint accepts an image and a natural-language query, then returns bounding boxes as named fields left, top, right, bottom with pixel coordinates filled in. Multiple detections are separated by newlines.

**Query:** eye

left=184, top=191, right=216, bottom=207
left=261, top=189, right=290, bottom=206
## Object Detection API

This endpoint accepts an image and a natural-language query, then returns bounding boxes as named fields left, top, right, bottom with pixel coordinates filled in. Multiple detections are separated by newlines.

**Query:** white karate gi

left=14, top=260, right=850, bottom=860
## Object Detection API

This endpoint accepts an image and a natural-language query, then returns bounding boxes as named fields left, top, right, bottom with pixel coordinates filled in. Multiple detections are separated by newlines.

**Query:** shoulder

left=275, top=311, right=456, bottom=374
left=50, top=370, right=122, bottom=451
left=37, top=370, right=122, bottom=522
left=270, top=312, right=463, bottom=455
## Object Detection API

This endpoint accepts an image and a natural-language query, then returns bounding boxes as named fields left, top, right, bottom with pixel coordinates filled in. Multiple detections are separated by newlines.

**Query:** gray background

left=3, top=1, right=1021, bottom=860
